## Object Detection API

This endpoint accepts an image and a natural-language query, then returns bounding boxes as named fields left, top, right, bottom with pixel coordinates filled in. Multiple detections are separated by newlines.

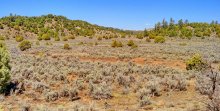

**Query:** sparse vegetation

left=0, top=14, right=220, bottom=110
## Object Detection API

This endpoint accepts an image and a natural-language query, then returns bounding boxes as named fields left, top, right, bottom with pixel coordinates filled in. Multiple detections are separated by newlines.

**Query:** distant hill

left=0, top=14, right=133, bottom=40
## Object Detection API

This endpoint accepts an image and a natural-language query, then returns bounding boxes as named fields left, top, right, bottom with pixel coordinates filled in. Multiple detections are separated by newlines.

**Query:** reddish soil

left=80, top=57, right=186, bottom=70
left=25, top=51, right=186, bottom=69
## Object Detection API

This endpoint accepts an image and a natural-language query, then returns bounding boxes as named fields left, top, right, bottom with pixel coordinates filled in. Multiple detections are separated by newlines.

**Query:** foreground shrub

left=154, top=36, right=165, bottom=43
left=186, top=54, right=208, bottom=71
left=196, top=69, right=220, bottom=110
left=0, top=43, right=10, bottom=93
left=18, top=40, right=31, bottom=51
left=15, top=36, right=24, bottom=42
left=64, top=43, right=71, bottom=50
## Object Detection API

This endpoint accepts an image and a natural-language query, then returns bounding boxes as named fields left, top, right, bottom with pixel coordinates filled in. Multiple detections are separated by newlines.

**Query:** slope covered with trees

left=0, top=14, right=132, bottom=41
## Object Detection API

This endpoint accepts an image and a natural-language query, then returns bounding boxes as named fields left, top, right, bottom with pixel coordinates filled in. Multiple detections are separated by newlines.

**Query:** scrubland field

left=0, top=15, right=220, bottom=111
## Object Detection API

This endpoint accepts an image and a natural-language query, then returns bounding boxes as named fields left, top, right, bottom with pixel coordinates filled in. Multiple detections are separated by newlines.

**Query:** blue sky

left=0, top=0, right=220, bottom=30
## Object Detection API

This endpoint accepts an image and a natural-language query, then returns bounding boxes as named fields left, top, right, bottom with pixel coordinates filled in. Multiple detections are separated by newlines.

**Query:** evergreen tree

left=169, top=18, right=175, bottom=28
left=155, top=22, right=161, bottom=30
left=178, top=19, right=184, bottom=28
left=162, top=18, right=168, bottom=28
left=143, top=29, right=149, bottom=37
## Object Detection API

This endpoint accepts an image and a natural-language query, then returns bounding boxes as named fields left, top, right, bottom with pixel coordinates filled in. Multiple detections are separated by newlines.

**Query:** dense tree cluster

left=138, top=18, right=220, bottom=39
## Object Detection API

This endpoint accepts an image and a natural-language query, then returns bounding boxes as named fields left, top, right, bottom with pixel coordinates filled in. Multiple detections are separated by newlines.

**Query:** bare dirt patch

left=80, top=57, right=186, bottom=70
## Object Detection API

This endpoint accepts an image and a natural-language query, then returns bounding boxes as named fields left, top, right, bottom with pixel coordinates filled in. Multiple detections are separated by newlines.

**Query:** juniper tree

left=0, top=43, right=10, bottom=93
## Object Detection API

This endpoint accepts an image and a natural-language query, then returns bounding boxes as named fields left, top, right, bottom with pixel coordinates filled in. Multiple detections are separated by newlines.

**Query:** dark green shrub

left=169, top=30, right=178, bottom=37
left=64, top=43, right=71, bottom=50
left=0, top=36, right=5, bottom=40
left=149, top=33, right=156, bottom=39
left=95, top=42, right=98, bottom=45
left=14, top=25, right=20, bottom=31
left=42, top=34, right=50, bottom=40
left=121, top=34, right=126, bottom=38
left=89, top=36, right=93, bottom=39
left=0, top=24, right=3, bottom=29
left=127, top=40, right=135, bottom=46
left=0, top=42, right=10, bottom=93
left=195, top=31, right=203, bottom=37
left=217, top=33, right=220, bottom=38
left=18, top=40, right=31, bottom=51
left=62, top=37, right=68, bottom=41
left=154, top=36, right=165, bottom=43
left=15, top=36, right=24, bottom=42
left=37, top=36, right=42, bottom=41
left=54, top=37, right=60, bottom=41
left=186, top=54, right=208, bottom=71
left=111, top=40, right=123, bottom=48
left=146, top=38, right=151, bottom=42
left=131, top=44, right=138, bottom=48
left=136, top=33, right=144, bottom=39
left=97, top=36, right=102, bottom=41
left=117, top=41, right=123, bottom=47
left=68, top=35, right=75, bottom=39
left=203, top=29, right=211, bottom=37
left=78, top=42, right=84, bottom=45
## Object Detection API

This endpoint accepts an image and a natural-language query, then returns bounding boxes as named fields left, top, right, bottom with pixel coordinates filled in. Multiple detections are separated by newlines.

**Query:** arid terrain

left=0, top=15, right=220, bottom=111
left=0, top=37, right=219, bottom=111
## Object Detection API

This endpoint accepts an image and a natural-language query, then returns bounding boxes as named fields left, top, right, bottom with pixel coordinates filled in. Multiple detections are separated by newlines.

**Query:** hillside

left=0, top=14, right=132, bottom=40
